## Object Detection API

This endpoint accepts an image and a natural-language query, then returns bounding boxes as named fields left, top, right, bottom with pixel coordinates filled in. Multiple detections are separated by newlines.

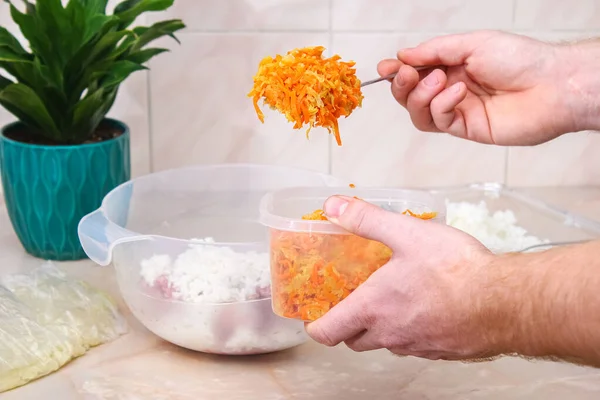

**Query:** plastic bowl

left=78, top=164, right=344, bottom=355
left=259, top=186, right=446, bottom=322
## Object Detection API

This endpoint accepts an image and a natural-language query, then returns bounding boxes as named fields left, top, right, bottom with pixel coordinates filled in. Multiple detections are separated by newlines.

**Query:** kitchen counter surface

left=2, top=186, right=600, bottom=400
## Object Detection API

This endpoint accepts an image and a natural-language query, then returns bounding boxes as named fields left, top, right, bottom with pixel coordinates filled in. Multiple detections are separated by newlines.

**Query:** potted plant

left=0, top=0, right=184, bottom=260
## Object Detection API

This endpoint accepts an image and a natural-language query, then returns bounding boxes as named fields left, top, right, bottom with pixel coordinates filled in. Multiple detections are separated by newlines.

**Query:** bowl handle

left=78, top=210, right=138, bottom=266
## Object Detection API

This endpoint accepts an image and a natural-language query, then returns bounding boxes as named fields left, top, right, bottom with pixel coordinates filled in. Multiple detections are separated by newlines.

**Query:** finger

left=390, top=64, right=420, bottom=107
left=322, top=195, right=429, bottom=251
left=377, top=59, right=401, bottom=81
left=398, top=31, right=494, bottom=67
left=389, top=348, right=450, bottom=360
left=430, top=81, right=468, bottom=136
left=378, top=58, right=443, bottom=82
left=389, top=346, right=468, bottom=361
left=305, top=286, right=371, bottom=347
left=405, top=69, right=448, bottom=132
left=344, top=330, right=381, bottom=352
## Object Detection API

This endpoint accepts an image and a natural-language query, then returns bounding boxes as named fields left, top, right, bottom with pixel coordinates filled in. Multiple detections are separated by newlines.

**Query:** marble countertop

left=2, top=187, right=600, bottom=400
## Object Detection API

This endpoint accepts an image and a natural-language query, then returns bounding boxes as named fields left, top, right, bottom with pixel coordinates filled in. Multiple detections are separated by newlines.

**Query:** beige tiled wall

left=1, top=0, right=600, bottom=191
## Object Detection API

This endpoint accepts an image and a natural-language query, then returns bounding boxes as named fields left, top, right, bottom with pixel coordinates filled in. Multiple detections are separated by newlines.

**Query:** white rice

left=446, top=200, right=547, bottom=253
left=137, top=238, right=305, bottom=354
left=140, top=237, right=270, bottom=303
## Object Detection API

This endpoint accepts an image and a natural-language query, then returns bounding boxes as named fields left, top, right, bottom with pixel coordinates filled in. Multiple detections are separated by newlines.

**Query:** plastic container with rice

left=78, top=164, right=344, bottom=355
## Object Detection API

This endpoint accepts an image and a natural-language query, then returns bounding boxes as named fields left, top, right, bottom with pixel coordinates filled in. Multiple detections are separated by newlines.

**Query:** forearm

left=558, top=39, right=600, bottom=132
left=485, top=240, right=600, bottom=366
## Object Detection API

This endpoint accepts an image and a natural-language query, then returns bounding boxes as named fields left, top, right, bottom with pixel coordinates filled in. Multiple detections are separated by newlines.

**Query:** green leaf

left=63, top=14, right=121, bottom=80
left=64, top=27, right=133, bottom=101
left=36, top=0, right=85, bottom=69
left=0, top=45, right=32, bottom=62
left=79, top=0, right=109, bottom=14
left=0, top=74, right=13, bottom=90
left=0, top=46, right=41, bottom=90
left=20, top=0, right=36, bottom=15
left=94, top=60, right=147, bottom=88
left=69, top=87, right=111, bottom=142
left=0, top=27, right=27, bottom=55
left=114, top=0, right=175, bottom=29
left=101, top=87, right=119, bottom=115
left=84, top=14, right=114, bottom=44
left=131, top=20, right=184, bottom=50
left=109, top=34, right=138, bottom=60
left=126, top=47, right=168, bottom=64
left=0, top=83, right=61, bottom=140
left=65, top=0, right=113, bottom=47
left=85, top=30, right=134, bottom=67
left=8, top=3, right=55, bottom=71
left=0, top=59, right=41, bottom=91
left=0, top=60, right=68, bottom=136
left=29, top=58, right=69, bottom=133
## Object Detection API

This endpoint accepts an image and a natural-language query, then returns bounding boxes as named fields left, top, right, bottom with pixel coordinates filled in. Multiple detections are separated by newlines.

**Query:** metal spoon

left=518, top=240, right=590, bottom=253
left=360, top=66, right=437, bottom=87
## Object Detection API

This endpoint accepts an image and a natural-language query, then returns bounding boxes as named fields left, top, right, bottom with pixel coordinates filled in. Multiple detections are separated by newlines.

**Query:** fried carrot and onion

left=249, top=46, right=363, bottom=146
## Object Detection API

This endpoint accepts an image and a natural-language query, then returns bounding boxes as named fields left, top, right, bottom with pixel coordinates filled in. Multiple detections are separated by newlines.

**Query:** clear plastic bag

left=0, top=263, right=127, bottom=393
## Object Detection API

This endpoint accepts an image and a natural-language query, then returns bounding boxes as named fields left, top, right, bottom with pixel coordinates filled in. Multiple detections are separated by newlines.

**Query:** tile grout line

left=327, top=0, right=333, bottom=175
left=511, top=0, right=518, bottom=27
left=176, top=29, right=600, bottom=35
left=146, top=69, right=155, bottom=173
left=504, top=147, right=510, bottom=185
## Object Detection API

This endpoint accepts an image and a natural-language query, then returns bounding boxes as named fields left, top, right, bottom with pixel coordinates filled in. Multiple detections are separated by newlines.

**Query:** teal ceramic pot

left=0, top=118, right=131, bottom=260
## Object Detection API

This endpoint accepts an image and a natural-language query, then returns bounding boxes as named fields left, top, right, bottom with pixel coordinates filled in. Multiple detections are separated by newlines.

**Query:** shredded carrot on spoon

left=248, top=46, right=364, bottom=146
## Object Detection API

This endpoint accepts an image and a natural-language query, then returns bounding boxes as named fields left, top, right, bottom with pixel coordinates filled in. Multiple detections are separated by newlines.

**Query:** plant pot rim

left=0, top=118, right=130, bottom=149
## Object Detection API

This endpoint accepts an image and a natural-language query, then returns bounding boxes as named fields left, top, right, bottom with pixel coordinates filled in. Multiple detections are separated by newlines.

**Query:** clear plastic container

left=259, top=187, right=446, bottom=322
left=78, top=164, right=345, bottom=355
left=431, top=183, right=600, bottom=254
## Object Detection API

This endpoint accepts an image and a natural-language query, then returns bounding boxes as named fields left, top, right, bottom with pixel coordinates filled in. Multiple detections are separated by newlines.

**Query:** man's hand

left=306, top=195, right=600, bottom=367
left=378, top=30, right=600, bottom=145
left=305, top=195, right=501, bottom=360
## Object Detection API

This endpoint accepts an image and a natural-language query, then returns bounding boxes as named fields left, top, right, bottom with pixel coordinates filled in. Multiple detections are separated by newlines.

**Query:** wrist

left=490, top=252, right=551, bottom=358
left=473, top=253, right=530, bottom=357
left=481, top=244, right=600, bottom=366
left=555, top=40, right=600, bottom=132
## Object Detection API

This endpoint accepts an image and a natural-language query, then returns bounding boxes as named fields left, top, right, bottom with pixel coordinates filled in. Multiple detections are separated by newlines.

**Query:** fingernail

left=424, top=72, right=439, bottom=87
left=423, top=72, right=440, bottom=87
left=451, top=82, right=462, bottom=93
left=397, top=48, right=413, bottom=62
left=324, top=196, right=350, bottom=219
left=394, top=72, right=405, bottom=86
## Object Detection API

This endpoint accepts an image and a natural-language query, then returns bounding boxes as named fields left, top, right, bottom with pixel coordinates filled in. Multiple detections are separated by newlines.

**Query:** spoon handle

left=360, top=66, right=439, bottom=87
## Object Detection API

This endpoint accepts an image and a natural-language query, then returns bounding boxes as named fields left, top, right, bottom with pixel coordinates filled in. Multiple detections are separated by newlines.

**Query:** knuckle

left=345, top=340, right=363, bottom=353
left=410, top=113, right=435, bottom=132
left=391, top=86, right=409, bottom=107
left=377, top=334, right=397, bottom=350
left=430, top=107, right=450, bottom=130
left=349, top=205, right=373, bottom=236
left=407, top=88, right=428, bottom=108
left=312, top=327, right=338, bottom=347
left=429, top=95, right=444, bottom=113
left=357, top=299, right=376, bottom=326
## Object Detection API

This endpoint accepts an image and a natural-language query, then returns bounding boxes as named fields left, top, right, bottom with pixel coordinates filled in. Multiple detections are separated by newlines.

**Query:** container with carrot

left=259, top=187, right=446, bottom=322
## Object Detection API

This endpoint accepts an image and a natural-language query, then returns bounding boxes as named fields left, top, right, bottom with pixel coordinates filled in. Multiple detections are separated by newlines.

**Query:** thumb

left=398, top=31, right=494, bottom=67
left=323, top=195, right=428, bottom=251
